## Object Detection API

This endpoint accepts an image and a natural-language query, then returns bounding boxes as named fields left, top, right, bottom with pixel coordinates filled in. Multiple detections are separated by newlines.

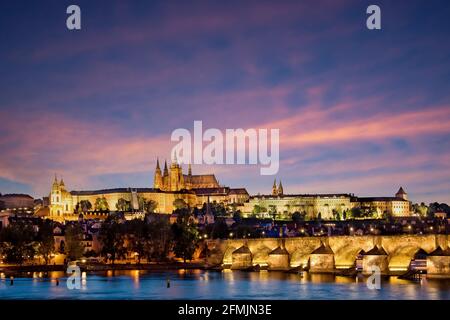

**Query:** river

left=0, top=270, right=449, bottom=300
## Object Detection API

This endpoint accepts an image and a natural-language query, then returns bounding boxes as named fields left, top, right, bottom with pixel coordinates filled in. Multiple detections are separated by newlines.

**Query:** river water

left=0, top=270, right=448, bottom=300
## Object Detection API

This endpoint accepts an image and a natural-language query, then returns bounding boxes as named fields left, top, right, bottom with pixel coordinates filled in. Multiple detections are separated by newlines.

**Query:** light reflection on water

left=0, top=270, right=448, bottom=300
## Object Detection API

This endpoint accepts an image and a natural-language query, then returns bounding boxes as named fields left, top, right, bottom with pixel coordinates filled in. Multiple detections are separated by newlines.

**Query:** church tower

left=278, top=181, right=284, bottom=196
left=272, top=179, right=278, bottom=196
left=162, top=160, right=169, bottom=190
left=395, top=187, right=408, bottom=201
left=153, top=158, right=163, bottom=189
left=169, top=153, right=185, bottom=191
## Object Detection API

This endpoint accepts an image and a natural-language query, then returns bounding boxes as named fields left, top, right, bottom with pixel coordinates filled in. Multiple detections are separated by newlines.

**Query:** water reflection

left=0, top=269, right=448, bottom=300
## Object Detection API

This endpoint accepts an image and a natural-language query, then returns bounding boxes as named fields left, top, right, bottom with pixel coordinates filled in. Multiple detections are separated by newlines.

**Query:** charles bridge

left=204, top=234, right=450, bottom=278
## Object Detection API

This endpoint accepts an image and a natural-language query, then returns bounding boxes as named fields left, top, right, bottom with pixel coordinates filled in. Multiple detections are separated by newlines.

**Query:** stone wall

left=206, top=234, right=449, bottom=275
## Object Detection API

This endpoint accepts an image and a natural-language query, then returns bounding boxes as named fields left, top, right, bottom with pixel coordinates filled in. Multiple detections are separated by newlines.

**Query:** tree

left=233, top=210, right=242, bottom=223
left=292, top=211, right=305, bottom=224
left=210, top=218, right=229, bottom=239
left=78, top=200, right=92, bottom=213
left=37, top=219, right=55, bottom=265
left=0, top=220, right=36, bottom=264
left=171, top=208, right=199, bottom=263
left=252, top=204, right=267, bottom=215
left=147, top=216, right=172, bottom=261
left=65, top=224, right=85, bottom=261
left=126, top=218, right=150, bottom=264
left=140, top=198, right=157, bottom=214
left=99, top=215, right=126, bottom=265
left=95, top=197, right=109, bottom=211
left=116, top=198, right=131, bottom=212
left=173, top=199, right=188, bottom=211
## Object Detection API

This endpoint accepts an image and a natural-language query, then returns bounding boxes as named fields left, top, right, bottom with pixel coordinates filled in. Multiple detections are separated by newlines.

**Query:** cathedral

left=153, top=157, right=220, bottom=191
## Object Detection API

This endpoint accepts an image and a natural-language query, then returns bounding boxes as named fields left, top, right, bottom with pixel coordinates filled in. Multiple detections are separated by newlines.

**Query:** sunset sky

left=0, top=0, right=450, bottom=203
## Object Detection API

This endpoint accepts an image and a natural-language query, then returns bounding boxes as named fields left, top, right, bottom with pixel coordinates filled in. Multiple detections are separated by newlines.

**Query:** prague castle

left=48, top=157, right=411, bottom=221
left=241, top=180, right=411, bottom=219
left=48, top=158, right=249, bottom=221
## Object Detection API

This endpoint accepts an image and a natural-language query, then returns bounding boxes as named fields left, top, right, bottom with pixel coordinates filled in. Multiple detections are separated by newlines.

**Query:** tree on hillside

left=37, top=219, right=55, bottom=265
left=65, top=223, right=85, bottom=261
left=78, top=200, right=92, bottom=213
left=173, top=199, right=189, bottom=211
left=126, top=218, right=150, bottom=264
left=171, top=208, right=199, bottom=263
left=95, top=197, right=109, bottom=212
left=99, top=215, right=126, bottom=265
left=116, top=198, right=131, bottom=212
left=147, top=216, right=172, bottom=261
left=0, top=220, right=36, bottom=264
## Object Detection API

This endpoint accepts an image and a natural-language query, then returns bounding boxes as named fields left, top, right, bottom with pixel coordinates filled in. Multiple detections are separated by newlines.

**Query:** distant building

left=241, top=185, right=411, bottom=219
left=0, top=193, right=34, bottom=210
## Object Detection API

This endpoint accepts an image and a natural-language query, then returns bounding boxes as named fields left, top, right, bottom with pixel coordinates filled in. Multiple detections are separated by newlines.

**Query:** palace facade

left=47, top=158, right=411, bottom=221
left=48, top=158, right=249, bottom=221
left=240, top=181, right=411, bottom=219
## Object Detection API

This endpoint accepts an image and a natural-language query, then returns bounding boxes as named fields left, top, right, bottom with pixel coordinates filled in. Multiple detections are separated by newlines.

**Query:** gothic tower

left=163, top=160, right=169, bottom=190
left=153, top=158, right=163, bottom=189
left=169, top=153, right=185, bottom=191
left=272, top=179, right=278, bottom=196
left=395, top=187, right=408, bottom=201
left=278, top=181, right=284, bottom=196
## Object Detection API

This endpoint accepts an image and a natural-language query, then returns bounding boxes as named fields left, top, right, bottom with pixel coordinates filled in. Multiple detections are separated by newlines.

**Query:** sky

left=0, top=0, right=450, bottom=204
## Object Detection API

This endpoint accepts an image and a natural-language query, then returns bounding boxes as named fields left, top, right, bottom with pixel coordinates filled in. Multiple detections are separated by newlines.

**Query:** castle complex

left=241, top=183, right=410, bottom=219
left=48, top=158, right=411, bottom=221
left=48, top=158, right=249, bottom=221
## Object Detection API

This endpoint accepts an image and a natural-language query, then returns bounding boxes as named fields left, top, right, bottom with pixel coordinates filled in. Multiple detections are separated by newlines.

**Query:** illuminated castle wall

left=48, top=158, right=249, bottom=221
left=241, top=184, right=411, bottom=219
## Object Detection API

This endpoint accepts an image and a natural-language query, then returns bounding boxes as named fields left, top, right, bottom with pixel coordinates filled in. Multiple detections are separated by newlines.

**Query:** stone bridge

left=204, top=235, right=449, bottom=277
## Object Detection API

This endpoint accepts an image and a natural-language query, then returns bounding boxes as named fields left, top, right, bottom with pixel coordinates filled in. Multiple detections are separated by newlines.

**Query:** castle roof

left=184, top=174, right=219, bottom=187
left=70, top=187, right=195, bottom=196
left=0, top=194, right=33, bottom=199
left=229, top=188, right=249, bottom=195
left=396, top=187, right=407, bottom=195
left=355, top=197, right=408, bottom=202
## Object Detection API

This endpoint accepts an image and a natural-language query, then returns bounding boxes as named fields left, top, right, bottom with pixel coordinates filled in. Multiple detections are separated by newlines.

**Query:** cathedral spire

left=278, top=181, right=284, bottom=196
left=163, top=160, right=168, bottom=176
left=188, top=163, right=192, bottom=176
left=272, top=179, right=277, bottom=196
left=156, top=157, right=160, bottom=170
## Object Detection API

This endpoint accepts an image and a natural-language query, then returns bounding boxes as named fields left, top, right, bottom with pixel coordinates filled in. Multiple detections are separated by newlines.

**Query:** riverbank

left=0, top=262, right=208, bottom=276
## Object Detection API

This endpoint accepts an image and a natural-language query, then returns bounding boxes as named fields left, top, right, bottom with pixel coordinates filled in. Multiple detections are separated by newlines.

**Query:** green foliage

left=0, top=220, right=36, bottom=264
left=139, top=198, right=157, bottom=214
left=209, top=218, right=229, bottom=239
left=99, top=215, right=126, bottom=264
left=292, top=211, right=305, bottom=224
left=147, top=216, right=172, bottom=261
left=37, top=219, right=55, bottom=264
left=171, top=208, right=199, bottom=263
left=65, top=223, right=85, bottom=261
left=173, top=199, right=188, bottom=211
left=77, top=200, right=92, bottom=213
left=116, top=198, right=131, bottom=212
left=252, top=204, right=267, bottom=214
left=95, top=197, right=109, bottom=212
